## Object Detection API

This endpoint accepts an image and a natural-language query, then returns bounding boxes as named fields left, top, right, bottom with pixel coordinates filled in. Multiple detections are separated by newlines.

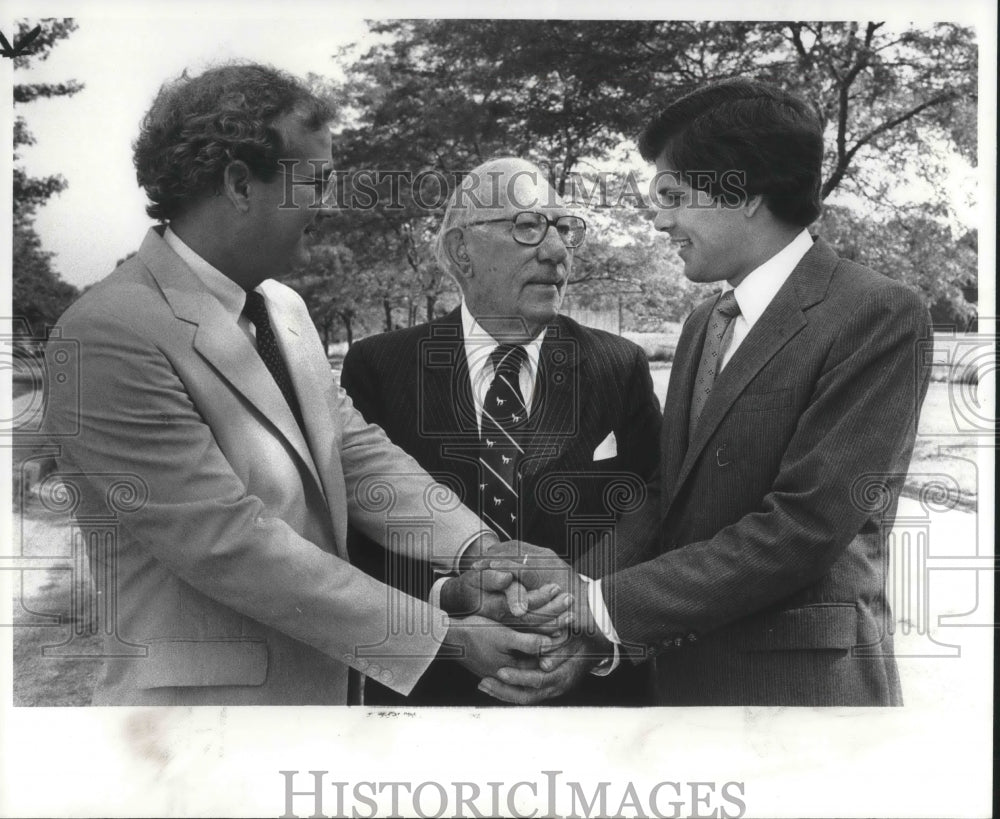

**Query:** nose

left=536, top=226, right=569, bottom=264
left=653, top=208, right=676, bottom=232
left=313, top=197, right=337, bottom=221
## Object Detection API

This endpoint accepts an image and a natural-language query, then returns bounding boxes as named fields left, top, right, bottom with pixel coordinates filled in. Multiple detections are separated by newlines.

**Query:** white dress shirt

left=460, top=301, right=545, bottom=433
left=590, top=229, right=814, bottom=654
left=720, top=228, right=814, bottom=370
left=429, top=304, right=545, bottom=604
left=164, top=227, right=259, bottom=346
left=460, top=303, right=614, bottom=676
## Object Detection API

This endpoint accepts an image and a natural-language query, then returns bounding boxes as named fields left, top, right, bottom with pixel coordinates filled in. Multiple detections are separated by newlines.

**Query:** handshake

left=438, top=541, right=614, bottom=704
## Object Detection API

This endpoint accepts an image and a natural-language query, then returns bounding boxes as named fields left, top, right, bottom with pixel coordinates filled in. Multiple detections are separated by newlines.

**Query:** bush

left=647, top=346, right=674, bottom=363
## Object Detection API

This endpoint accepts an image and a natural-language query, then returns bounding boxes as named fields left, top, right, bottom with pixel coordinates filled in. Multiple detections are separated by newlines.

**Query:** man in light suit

left=41, top=64, right=557, bottom=706
left=341, top=158, right=662, bottom=705
left=478, top=79, right=933, bottom=706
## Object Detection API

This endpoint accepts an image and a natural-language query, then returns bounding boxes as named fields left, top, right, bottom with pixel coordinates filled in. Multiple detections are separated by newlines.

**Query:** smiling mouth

left=672, top=238, right=691, bottom=249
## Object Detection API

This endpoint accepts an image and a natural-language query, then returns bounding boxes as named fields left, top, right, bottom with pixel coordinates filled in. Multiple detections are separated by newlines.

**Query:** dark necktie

left=689, top=289, right=741, bottom=439
left=479, top=344, right=528, bottom=540
left=243, top=290, right=304, bottom=429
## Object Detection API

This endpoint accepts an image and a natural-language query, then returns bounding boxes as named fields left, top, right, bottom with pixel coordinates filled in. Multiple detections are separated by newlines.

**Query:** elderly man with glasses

left=341, top=157, right=662, bottom=706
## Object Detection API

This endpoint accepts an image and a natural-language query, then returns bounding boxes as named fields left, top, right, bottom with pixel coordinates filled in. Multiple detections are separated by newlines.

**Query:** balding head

left=434, top=157, right=563, bottom=279
left=435, top=157, right=581, bottom=342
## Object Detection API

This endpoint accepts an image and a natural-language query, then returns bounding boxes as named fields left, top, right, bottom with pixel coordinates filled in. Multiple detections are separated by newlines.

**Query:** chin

left=525, top=306, right=558, bottom=329
left=683, top=265, right=722, bottom=284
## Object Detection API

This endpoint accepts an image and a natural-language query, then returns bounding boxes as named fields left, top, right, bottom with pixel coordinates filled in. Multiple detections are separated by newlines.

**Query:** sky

left=5, top=2, right=996, bottom=292
left=11, top=12, right=370, bottom=287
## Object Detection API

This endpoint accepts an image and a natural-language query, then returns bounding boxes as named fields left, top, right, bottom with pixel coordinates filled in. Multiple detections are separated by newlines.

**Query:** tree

left=12, top=18, right=83, bottom=339
left=752, top=22, right=977, bottom=202
left=322, top=21, right=977, bottom=330
left=284, top=243, right=370, bottom=350
left=818, top=205, right=978, bottom=330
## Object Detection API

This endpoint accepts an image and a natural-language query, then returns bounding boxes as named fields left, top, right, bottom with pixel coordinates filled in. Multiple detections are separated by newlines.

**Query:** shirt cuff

left=584, top=576, right=621, bottom=675
left=452, top=529, right=500, bottom=573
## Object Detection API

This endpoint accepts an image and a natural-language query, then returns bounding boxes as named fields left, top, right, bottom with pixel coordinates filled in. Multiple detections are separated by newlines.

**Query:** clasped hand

left=442, top=540, right=613, bottom=703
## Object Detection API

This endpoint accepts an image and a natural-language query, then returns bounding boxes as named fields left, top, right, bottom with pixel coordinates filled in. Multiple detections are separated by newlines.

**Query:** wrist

left=458, top=531, right=500, bottom=571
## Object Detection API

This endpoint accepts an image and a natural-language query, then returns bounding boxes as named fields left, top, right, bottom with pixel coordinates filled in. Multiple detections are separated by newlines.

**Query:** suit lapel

left=672, top=237, right=837, bottom=500
left=660, top=303, right=711, bottom=505
left=259, top=282, right=330, bottom=495
left=426, top=309, right=478, bottom=438
left=520, top=319, right=579, bottom=477
left=140, top=229, right=324, bottom=495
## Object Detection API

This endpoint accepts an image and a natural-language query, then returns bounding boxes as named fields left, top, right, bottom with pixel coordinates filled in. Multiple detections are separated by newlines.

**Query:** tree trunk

left=383, top=299, right=393, bottom=332
left=426, top=293, right=436, bottom=323
left=342, top=313, right=354, bottom=347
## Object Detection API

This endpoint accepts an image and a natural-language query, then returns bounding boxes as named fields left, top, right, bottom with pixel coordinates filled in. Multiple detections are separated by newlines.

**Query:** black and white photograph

left=2, top=0, right=994, bottom=816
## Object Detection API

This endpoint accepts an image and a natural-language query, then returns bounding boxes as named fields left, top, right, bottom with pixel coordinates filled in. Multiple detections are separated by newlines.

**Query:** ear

left=222, top=160, right=253, bottom=213
left=744, top=194, right=765, bottom=218
left=443, top=227, right=473, bottom=279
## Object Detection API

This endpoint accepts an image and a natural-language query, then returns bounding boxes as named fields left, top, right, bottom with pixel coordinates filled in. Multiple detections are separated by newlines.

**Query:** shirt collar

left=725, top=229, right=813, bottom=328
left=460, top=300, right=545, bottom=375
left=164, top=226, right=249, bottom=320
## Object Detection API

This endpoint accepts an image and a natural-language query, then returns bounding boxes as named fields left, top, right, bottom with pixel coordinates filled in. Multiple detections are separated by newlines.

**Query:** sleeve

left=339, top=340, right=379, bottom=422
left=602, top=285, right=932, bottom=652
left=338, top=338, right=464, bottom=602
left=45, top=313, right=461, bottom=695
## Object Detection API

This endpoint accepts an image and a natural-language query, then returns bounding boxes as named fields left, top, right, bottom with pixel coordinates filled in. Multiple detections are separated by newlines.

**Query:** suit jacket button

left=380, top=670, right=394, bottom=684
left=686, top=633, right=698, bottom=643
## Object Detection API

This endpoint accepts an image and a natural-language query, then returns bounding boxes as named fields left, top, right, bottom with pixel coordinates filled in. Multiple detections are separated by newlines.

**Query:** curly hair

left=133, top=63, right=334, bottom=221
left=639, top=78, right=824, bottom=228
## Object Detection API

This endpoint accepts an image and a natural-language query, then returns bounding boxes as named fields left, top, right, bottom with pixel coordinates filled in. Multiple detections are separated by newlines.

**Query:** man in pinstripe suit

left=340, top=158, right=662, bottom=705
left=479, top=80, right=933, bottom=706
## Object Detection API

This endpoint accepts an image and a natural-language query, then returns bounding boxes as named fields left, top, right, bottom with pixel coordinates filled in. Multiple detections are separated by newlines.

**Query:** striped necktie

left=479, top=344, right=528, bottom=540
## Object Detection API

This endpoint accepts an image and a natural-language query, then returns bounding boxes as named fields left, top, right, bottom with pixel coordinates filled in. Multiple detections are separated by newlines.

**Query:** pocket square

left=592, top=431, right=618, bottom=461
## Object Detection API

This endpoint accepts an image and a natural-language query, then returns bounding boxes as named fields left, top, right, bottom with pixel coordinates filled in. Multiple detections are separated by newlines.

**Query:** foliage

left=818, top=205, right=977, bottom=330
left=12, top=18, right=82, bottom=338
left=316, top=20, right=977, bottom=335
left=12, top=225, right=79, bottom=339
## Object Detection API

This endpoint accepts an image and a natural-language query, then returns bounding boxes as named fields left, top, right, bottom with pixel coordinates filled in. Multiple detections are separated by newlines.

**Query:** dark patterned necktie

left=479, top=344, right=528, bottom=540
left=243, top=290, right=304, bottom=429
left=689, top=290, right=741, bottom=439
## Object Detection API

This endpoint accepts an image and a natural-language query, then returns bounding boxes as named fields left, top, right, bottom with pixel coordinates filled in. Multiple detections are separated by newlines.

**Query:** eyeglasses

left=464, top=211, right=587, bottom=248
left=276, top=167, right=338, bottom=207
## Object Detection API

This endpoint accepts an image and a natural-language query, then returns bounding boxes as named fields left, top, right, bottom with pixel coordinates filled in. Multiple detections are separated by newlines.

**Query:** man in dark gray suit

left=341, top=158, right=662, bottom=705
left=478, top=80, right=932, bottom=706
